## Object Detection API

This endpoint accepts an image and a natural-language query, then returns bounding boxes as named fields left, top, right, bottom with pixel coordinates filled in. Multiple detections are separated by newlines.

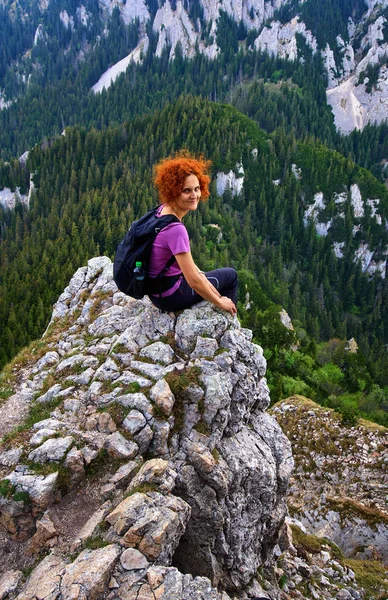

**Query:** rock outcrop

left=0, top=256, right=293, bottom=599
left=271, top=396, right=388, bottom=565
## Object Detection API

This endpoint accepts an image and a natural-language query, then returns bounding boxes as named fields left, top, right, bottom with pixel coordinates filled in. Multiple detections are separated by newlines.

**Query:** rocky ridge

left=0, top=258, right=387, bottom=599
left=0, top=255, right=293, bottom=599
left=271, top=396, right=388, bottom=566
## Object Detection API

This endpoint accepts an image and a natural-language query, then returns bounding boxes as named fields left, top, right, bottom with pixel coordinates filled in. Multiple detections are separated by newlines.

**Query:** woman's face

left=172, top=174, right=201, bottom=215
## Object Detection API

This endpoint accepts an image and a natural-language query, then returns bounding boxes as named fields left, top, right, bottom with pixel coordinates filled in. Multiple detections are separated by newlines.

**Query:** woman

left=147, top=152, right=238, bottom=316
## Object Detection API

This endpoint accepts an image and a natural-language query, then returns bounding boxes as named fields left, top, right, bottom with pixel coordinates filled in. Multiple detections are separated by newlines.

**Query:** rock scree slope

left=0, top=256, right=293, bottom=599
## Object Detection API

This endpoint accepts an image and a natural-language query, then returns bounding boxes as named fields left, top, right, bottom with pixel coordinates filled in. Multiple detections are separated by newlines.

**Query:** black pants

left=149, top=268, right=238, bottom=312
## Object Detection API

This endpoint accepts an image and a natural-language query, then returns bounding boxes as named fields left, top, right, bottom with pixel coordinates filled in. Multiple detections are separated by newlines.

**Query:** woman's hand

left=217, top=296, right=237, bottom=316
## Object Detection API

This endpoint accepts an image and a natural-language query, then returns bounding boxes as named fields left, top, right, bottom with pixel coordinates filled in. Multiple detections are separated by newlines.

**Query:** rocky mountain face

left=2, top=0, right=387, bottom=134
left=0, top=256, right=293, bottom=599
left=0, top=258, right=387, bottom=599
left=271, top=396, right=388, bottom=567
left=94, top=0, right=388, bottom=133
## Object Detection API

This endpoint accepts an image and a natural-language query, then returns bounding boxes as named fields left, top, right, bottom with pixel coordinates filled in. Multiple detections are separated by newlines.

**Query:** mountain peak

left=0, top=256, right=292, bottom=598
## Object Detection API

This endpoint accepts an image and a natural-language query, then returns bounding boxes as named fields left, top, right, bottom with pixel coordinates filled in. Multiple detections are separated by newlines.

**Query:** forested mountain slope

left=1, top=97, right=387, bottom=424
left=0, top=0, right=387, bottom=181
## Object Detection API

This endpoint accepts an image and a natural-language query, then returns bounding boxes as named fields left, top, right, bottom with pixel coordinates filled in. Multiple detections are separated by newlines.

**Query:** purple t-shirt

left=148, top=206, right=190, bottom=297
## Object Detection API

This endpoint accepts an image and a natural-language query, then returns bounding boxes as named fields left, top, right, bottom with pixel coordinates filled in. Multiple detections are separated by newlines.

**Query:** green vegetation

left=98, top=401, right=127, bottom=426
left=345, top=559, right=388, bottom=600
left=290, top=524, right=327, bottom=555
left=0, top=395, right=64, bottom=449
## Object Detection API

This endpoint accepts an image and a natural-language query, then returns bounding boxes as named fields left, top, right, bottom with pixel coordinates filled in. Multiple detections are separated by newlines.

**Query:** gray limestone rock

left=191, top=336, right=219, bottom=358
left=116, top=393, right=153, bottom=420
left=110, top=461, right=139, bottom=487
left=149, top=419, right=170, bottom=458
left=31, top=351, right=60, bottom=374
left=127, top=459, right=177, bottom=495
left=0, top=570, right=23, bottom=599
left=175, top=302, right=235, bottom=353
left=5, top=470, right=58, bottom=510
left=122, top=410, right=147, bottom=435
left=6, top=258, right=295, bottom=599
left=130, top=360, right=182, bottom=381
left=104, top=432, right=138, bottom=459
left=56, top=353, right=86, bottom=373
left=70, top=506, right=111, bottom=552
left=15, top=554, right=67, bottom=600
left=93, top=357, right=120, bottom=381
left=140, top=341, right=175, bottom=365
left=29, top=428, right=58, bottom=446
left=114, top=371, right=152, bottom=388
left=64, top=447, right=85, bottom=488
left=0, top=447, right=23, bottom=467
left=28, top=436, right=74, bottom=463
left=65, top=367, right=95, bottom=386
left=63, top=398, right=82, bottom=413
left=149, top=379, right=175, bottom=417
left=35, top=384, right=62, bottom=404
left=134, top=424, right=154, bottom=455
left=106, top=492, right=190, bottom=563
left=61, top=544, right=121, bottom=600
left=120, top=548, right=149, bottom=571
left=32, top=418, right=64, bottom=431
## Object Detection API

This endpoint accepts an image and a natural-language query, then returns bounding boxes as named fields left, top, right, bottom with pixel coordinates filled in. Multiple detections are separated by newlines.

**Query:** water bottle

left=133, top=261, right=145, bottom=297
left=134, top=261, right=145, bottom=281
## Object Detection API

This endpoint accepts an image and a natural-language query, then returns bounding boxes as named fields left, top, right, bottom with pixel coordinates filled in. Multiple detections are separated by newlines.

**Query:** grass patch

left=89, top=291, right=112, bottom=322
left=98, top=401, right=127, bottom=426
left=345, top=559, right=388, bottom=600
left=0, top=386, right=13, bottom=401
left=151, top=403, right=169, bottom=420
left=214, top=347, right=228, bottom=356
left=40, top=373, right=57, bottom=395
left=0, top=479, right=15, bottom=498
left=194, top=420, right=211, bottom=436
left=127, top=482, right=158, bottom=496
left=165, top=366, right=202, bottom=396
left=291, top=524, right=326, bottom=555
left=85, top=449, right=127, bottom=480
left=0, top=396, right=64, bottom=449
left=12, top=490, right=31, bottom=504
left=127, top=382, right=141, bottom=393
left=82, top=535, right=109, bottom=551
left=211, top=447, right=220, bottom=462
left=165, top=366, right=203, bottom=436
left=326, top=496, right=388, bottom=529
left=112, top=343, right=130, bottom=354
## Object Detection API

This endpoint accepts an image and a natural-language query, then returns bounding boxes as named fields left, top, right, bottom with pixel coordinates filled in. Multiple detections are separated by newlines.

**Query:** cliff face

left=0, top=256, right=293, bottom=599
left=271, top=396, right=388, bottom=565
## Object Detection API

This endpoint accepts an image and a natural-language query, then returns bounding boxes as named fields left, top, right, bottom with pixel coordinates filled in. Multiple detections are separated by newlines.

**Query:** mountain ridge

left=0, top=258, right=387, bottom=599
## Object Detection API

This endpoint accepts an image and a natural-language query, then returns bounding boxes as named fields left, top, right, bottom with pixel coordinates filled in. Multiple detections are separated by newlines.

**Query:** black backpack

left=113, top=206, right=180, bottom=299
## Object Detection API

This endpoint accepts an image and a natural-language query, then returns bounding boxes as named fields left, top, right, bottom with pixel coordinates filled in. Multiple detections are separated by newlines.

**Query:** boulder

left=106, top=492, right=191, bottom=563
left=61, top=544, right=121, bottom=599
left=16, top=554, right=67, bottom=600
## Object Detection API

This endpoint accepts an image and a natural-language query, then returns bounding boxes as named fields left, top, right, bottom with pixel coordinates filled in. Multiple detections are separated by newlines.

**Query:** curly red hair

left=154, top=152, right=211, bottom=204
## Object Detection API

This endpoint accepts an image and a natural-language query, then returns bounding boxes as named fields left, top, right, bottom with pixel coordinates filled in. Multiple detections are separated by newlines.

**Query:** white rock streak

left=216, top=163, right=245, bottom=196
left=255, top=18, right=317, bottom=61
left=92, top=37, right=149, bottom=93
left=350, top=184, right=364, bottom=218
left=304, top=192, right=331, bottom=236
left=0, top=187, right=29, bottom=210
left=154, top=0, right=199, bottom=59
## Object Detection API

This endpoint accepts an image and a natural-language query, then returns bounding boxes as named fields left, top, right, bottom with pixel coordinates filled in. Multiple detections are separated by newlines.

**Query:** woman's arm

left=174, top=251, right=237, bottom=316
